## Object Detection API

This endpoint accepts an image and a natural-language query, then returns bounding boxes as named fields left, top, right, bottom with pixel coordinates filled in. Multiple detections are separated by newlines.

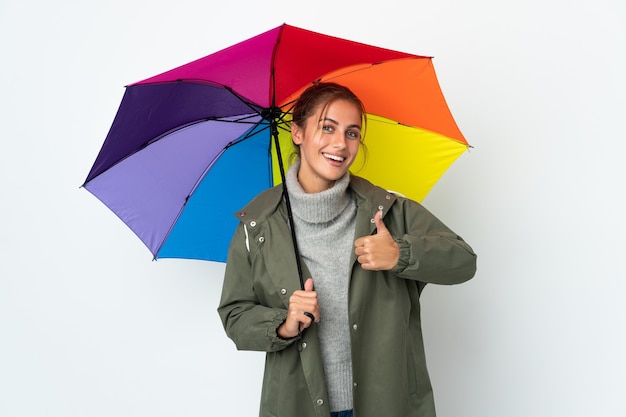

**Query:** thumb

left=374, top=210, right=390, bottom=235
left=304, top=277, right=314, bottom=292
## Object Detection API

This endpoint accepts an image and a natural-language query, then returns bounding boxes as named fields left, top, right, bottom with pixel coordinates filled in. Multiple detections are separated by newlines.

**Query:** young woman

left=218, top=82, right=477, bottom=417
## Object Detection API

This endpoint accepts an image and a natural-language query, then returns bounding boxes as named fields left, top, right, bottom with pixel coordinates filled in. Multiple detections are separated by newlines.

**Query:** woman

left=218, top=82, right=477, bottom=417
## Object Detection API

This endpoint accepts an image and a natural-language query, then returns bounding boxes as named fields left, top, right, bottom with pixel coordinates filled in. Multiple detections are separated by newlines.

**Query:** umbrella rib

left=224, top=122, right=271, bottom=149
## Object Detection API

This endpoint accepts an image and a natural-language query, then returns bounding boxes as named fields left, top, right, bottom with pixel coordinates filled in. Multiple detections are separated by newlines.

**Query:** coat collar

left=348, top=175, right=398, bottom=216
left=234, top=175, right=398, bottom=229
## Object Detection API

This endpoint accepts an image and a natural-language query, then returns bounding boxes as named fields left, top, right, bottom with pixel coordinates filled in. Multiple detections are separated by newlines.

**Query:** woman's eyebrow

left=322, top=117, right=361, bottom=129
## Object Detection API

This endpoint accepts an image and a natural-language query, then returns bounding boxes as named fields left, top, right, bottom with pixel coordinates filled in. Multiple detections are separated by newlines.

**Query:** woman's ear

left=291, top=124, right=303, bottom=145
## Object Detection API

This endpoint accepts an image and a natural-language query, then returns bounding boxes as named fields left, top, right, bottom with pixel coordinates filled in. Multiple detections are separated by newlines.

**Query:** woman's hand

left=277, top=278, right=320, bottom=339
left=354, top=210, right=400, bottom=271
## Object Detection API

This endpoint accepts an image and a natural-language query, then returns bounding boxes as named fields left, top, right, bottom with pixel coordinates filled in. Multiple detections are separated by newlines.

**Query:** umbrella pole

left=271, top=118, right=305, bottom=290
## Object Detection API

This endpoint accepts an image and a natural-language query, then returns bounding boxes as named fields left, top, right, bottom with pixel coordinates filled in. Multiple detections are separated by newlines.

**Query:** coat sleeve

left=390, top=198, right=477, bottom=285
left=217, top=223, right=296, bottom=352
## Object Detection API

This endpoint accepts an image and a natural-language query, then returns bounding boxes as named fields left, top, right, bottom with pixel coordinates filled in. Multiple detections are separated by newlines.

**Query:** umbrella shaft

left=270, top=120, right=305, bottom=290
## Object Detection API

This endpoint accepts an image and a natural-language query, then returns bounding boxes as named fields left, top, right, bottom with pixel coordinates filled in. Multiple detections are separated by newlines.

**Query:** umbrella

left=83, top=24, right=470, bottom=285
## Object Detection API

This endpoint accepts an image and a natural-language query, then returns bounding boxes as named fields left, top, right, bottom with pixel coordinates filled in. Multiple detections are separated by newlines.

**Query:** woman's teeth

left=323, top=153, right=345, bottom=162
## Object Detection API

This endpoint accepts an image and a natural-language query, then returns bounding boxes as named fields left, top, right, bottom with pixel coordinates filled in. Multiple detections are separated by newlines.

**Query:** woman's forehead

left=314, top=99, right=362, bottom=122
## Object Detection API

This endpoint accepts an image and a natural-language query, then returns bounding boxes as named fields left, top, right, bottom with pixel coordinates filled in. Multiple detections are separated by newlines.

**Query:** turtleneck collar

left=285, top=160, right=352, bottom=224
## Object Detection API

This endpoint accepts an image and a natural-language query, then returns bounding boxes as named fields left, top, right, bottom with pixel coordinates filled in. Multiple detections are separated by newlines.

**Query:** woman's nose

left=330, top=133, right=346, bottom=148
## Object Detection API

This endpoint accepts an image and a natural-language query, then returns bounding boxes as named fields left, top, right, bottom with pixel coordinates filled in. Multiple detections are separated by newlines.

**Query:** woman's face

left=291, top=99, right=362, bottom=193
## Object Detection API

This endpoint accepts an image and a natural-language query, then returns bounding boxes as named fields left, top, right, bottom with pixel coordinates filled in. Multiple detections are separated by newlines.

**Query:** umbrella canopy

left=83, top=23, right=469, bottom=266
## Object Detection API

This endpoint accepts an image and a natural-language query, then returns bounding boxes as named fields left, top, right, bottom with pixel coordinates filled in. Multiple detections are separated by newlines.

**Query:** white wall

left=1, top=0, right=625, bottom=416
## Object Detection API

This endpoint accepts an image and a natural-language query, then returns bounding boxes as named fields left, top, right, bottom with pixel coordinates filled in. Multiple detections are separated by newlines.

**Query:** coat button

left=378, top=205, right=384, bottom=210
left=258, top=236, right=265, bottom=243
left=280, top=288, right=287, bottom=295
left=250, top=220, right=257, bottom=227
left=386, top=194, right=391, bottom=199
left=239, top=211, right=246, bottom=217
left=352, top=324, right=358, bottom=331
left=316, top=399, right=324, bottom=406
left=370, top=218, right=375, bottom=223
left=301, top=342, right=307, bottom=350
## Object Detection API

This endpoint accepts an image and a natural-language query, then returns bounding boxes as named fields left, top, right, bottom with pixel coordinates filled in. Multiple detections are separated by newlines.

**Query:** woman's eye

left=346, top=130, right=360, bottom=139
left=322, top=125, right=333, bottom=132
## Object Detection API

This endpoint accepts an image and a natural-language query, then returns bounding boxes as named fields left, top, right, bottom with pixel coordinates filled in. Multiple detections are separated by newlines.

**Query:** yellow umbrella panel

left=271, top=113, right=468, bottom=203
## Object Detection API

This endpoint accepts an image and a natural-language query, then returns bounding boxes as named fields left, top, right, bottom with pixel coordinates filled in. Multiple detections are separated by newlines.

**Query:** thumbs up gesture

left=354, top=210, right=400, bottom=271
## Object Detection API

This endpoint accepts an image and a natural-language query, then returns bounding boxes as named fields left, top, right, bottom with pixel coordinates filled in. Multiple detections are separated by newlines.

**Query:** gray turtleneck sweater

left=286, top=162, right=357, bottom=412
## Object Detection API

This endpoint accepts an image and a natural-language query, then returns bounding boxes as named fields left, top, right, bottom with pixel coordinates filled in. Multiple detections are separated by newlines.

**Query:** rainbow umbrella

left=83, top=24, right=469, bottom=273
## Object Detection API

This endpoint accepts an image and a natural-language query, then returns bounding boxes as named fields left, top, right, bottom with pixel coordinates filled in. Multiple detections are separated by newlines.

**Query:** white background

left=1, top=0, right=625, bottom=416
